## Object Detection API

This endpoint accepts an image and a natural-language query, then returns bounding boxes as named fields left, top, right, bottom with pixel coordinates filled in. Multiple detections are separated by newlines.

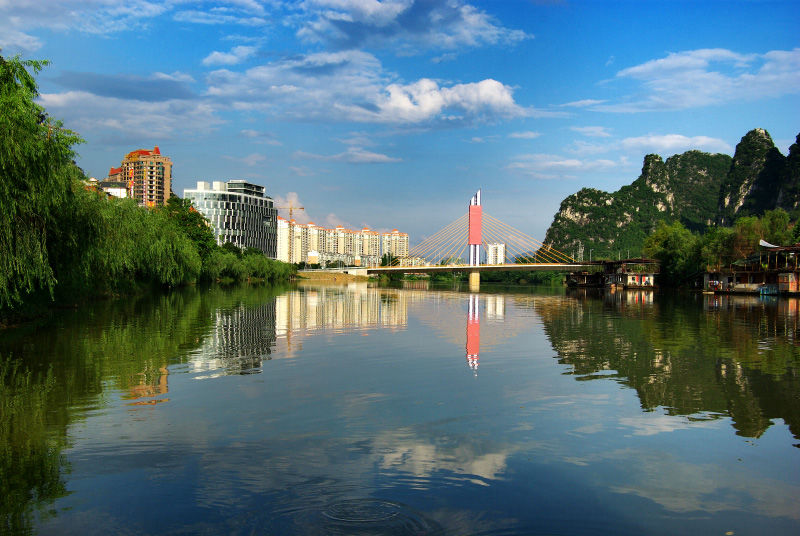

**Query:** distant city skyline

left=2, top=1, right=798, bottom=243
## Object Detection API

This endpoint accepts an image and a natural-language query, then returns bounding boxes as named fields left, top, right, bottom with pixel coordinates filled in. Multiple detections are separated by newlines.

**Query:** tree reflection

left=540, top=291, right=800, bottom=440
left=0, top=284, right=288, bottom=532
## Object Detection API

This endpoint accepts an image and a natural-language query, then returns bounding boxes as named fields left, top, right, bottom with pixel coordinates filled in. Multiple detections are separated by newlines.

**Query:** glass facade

left=185, top=181, right=278, bottom=258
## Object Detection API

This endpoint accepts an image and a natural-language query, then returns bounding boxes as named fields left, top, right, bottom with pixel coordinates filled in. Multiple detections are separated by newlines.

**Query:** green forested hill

left=543, top=128, right=799, bottom=259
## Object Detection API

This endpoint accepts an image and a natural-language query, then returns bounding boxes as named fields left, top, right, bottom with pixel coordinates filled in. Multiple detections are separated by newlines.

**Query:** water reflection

left=2, top=284, right=800, bottom=535
left=543, top=289, right=800, bottom=441
left=466, top=294, right=480, bottom=374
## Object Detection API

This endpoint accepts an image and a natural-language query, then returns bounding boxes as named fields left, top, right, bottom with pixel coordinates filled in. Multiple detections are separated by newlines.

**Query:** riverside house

left=705, top=244, right=800, bottom=295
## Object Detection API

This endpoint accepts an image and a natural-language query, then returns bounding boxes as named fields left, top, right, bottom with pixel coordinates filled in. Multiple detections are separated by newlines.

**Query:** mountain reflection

left=539, top=289, right=800, bottom=441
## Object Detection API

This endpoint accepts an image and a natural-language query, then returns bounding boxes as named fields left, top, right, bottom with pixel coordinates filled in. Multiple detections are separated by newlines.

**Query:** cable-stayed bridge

left=368, top=189, right=596, bottom=289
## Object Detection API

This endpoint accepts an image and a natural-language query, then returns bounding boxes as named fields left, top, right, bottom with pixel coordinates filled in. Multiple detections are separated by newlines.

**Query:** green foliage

left=381, top=253, right=399, bottom=266
left=646, top=208, right=796, bottom=284
left=221, top=241, right=243, bottom=258
left=0, top=55, right=294, bottom=314
left=761, top=208, right=793, bottom=245
left=160, top=196, right=217, bottom=260
left=0, top=55, right=83, bottom=308
left=47, top=191, right=201, bottom=296
left=643, top=221, right=702, bottom=286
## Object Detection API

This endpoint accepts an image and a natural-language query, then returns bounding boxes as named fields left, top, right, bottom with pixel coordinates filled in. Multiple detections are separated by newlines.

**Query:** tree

left=159, top=196, right=217, bottom=260
left=0, top=55, right=82, bottom=308
left=381, top=253, right=399, bottom=266
left=761, top=208, right=792, bottom=246
left=643, top=221, right=701, bottom=286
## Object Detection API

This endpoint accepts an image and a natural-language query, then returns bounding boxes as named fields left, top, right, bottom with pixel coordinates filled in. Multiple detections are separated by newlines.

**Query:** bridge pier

left=469, top=270, right=480, bottom=291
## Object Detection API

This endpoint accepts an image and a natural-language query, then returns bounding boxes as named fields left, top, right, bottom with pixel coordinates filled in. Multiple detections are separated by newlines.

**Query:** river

left=1, top=282, right=799, bottom=535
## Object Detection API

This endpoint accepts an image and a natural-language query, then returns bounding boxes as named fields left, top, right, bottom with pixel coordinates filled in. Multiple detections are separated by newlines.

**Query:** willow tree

left=0, top=55, right=82, bottom=308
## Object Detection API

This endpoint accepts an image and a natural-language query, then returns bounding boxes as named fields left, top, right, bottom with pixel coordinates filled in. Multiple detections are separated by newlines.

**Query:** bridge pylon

left=468, top=189, right=482, bottom=290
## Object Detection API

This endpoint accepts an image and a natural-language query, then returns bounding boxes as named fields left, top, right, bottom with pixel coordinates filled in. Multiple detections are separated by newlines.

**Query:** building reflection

left=189, top=300, right=278, bottom=378
left=190, top=284, right=416, bottom=375
left=123, top=365, right=170, bottom=406
left=185, top=284, right=520, bottom=379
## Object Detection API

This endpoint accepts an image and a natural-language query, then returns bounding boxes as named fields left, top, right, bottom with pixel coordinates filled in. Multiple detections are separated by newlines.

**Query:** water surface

left=2, top=284, right=799, bottom=535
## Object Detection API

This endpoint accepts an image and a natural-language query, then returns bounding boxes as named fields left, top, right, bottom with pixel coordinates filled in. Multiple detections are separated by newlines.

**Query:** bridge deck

left=366, top=263, right=600, bottom=274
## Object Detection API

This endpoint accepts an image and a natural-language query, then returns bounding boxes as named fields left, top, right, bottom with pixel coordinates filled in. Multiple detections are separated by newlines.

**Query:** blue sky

left=3, top=1, right=798, bottom=243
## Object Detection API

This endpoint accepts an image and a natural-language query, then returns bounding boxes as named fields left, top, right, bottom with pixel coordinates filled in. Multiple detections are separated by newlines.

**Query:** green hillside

left=544, top=128, right=799, bottom=259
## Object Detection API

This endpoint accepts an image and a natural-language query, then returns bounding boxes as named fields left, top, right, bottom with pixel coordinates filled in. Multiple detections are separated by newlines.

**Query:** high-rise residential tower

left=381, top=229, right=409, bottom=259
left=110, top=146, right=173, bottom=206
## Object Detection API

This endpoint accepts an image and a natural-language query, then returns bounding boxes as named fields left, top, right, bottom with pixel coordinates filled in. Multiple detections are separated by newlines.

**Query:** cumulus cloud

left=362, top=78, right=528, bottom=123
left=207, top=51, right=530, bottom=124
left=202, top=45, right=257, bottom=66
left=296, top=0, right=530, bottom=54
left=620, top=134, right=732, bottom=154
left=598, top=47, right=800, bottom=112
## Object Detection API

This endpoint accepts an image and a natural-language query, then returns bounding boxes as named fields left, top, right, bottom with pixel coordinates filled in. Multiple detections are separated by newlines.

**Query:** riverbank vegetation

left=0, top=55, right=293, bottom=322
left=643, top=208, right=796, bottom=286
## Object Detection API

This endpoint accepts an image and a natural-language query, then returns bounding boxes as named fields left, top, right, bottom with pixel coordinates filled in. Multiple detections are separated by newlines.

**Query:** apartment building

left=276, top=220, right=390, bottom=267
left=486, top=243, right=506, bottom=265
left=381, top=229, right=409, bottom=259
left=102, top=146, right=172, bottom=206
left=184, top=180, right=278, bottom=257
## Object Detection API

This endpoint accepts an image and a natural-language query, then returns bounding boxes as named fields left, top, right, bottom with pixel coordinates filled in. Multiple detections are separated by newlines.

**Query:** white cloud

left=571, top=126, right=612, bottom=138
left=272, top=192, right=312, bottom=223
left=619, top=413, right=719, bottom=437
left=207, top=51, right=530, bottom=124
left=297, top=0, right=530, bottom=54
left=202, top=45, right=257, bottom=66
left=598, top=47, right=800, bottom=112
left=561, top=99, right=606, bottom=108
left=173, top=10, right=266, bottom=26
left=620, top=134, right=732, bottom=154
left=509, top=131, right=541, bottom=139
left=364, top=78, right=528, bottom=123
left=38, top=90, right=223, bottom=140
left=0, top=1, right=169, bottom=51
left=294, top=146, right=401, bottom=163
left=507, top=153, right=621, bottom=179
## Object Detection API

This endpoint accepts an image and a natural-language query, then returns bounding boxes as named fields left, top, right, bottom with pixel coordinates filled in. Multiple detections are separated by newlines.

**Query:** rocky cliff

left=544, top=128, right=799, bottom=259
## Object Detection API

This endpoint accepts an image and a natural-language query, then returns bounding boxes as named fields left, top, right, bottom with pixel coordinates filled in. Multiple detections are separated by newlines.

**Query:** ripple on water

left=269, top=498, right=445, bottom=535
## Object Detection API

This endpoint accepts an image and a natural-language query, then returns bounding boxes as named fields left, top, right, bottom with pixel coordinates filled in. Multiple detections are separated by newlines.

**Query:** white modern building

left=184, top=180, right=278, bottom=257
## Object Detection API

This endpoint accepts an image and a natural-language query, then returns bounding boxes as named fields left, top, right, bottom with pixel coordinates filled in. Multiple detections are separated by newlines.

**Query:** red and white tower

left=468, top=189, right=482, bottom=266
